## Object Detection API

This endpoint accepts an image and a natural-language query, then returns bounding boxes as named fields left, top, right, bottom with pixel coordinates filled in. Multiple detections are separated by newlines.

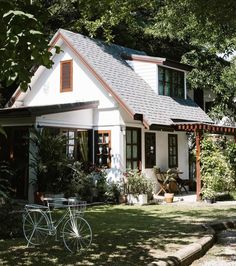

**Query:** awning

left=0, top=101, right=99, bottom=118
left=173, top=122, right=236, bottom=135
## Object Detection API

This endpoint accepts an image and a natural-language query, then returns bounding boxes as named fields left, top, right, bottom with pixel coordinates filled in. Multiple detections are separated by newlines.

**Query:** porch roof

left=0, top=101, right=99, bottom=118
left=173, top=121, right=236, bottom=135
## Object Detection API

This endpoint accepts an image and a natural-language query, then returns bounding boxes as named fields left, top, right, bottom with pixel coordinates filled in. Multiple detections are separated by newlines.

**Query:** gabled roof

left=11, top=29, right=213, bottom=127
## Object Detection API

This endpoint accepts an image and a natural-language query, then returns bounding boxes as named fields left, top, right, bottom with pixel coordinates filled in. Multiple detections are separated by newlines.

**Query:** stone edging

left=148, top=220, right=236, bottom=266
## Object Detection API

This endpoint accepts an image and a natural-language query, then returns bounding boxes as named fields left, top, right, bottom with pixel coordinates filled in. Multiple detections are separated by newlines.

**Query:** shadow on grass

left=0, top=204, right=236, bottom=265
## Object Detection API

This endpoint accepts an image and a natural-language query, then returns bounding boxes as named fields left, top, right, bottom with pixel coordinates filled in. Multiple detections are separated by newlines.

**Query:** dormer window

left=158, top=66, right=184, bottom=98
left=60, top=60, right=73, bottom=92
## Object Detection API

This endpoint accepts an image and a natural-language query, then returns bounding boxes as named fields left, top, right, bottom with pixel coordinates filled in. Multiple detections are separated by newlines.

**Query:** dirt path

left=191, top=229, right=236, bottom=265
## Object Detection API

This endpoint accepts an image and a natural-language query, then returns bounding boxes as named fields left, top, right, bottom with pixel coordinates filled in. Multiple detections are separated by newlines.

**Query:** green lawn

left=1, top=203, right=236, bottom=265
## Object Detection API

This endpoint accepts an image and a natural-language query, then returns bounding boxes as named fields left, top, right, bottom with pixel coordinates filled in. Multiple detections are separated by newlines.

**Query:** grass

left=1, top=203, right=236, bottom=265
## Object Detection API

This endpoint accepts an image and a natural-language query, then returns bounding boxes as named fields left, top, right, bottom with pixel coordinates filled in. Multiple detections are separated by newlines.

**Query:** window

left=95, top=130, right=111, bottom=168
left=61, top=129, right=77, bottom=159
left=168, top=134, right=178, bottom=168
left=60, top=60, right=73, bottom=92
left=61, top=129, right=91, bottom=161
left=126, top=128, right=141, bottom=169
left=158, top=66, right=184, bottom=98
left=145, top=132, right=156, bottom=168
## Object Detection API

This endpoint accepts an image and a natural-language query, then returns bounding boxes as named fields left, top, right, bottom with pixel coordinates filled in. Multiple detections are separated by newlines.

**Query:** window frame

left=145, top=132, right=156, bottom=168
left=126, top=127, right=141, bottom=170
left=168, top=134, right=178, bottom=168
left=60, top=60, right=73, bottom=92
left=158, top=66, right=184, bottom=99
left=94, top=130, right=111, bottom=168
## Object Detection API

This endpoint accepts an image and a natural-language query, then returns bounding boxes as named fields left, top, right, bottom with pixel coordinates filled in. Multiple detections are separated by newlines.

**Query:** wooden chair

left=155, top=172, right=169, bottom=195
left=175, top=176, right=189, bottom=194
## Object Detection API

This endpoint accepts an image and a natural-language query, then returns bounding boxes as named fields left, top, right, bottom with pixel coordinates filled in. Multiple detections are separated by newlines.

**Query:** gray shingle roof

left=59, top=29, right=213, bottom=126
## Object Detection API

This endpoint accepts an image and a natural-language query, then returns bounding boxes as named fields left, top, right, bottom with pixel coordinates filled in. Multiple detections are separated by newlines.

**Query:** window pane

left=133, top=145, right=137, bottom=158
left=126, top=161, right=131, bottom=169
left=132, top=131, right=137, bottom=143
left=126, top=145, right=131, bottom=159
left=158, top=67, right=164, bottom=81
left=168, top=134, right=178, bottom=168
left=126, top=128, right=141, bottom=170
left=165, top=69, right=170, bottom=82
left=126, top=130, right=131, bottom=144
left=159, top=81, right=164, bottom=95
left=165, top=82, right=171, bottom=96
left=133, top=161, right=138, bottom=169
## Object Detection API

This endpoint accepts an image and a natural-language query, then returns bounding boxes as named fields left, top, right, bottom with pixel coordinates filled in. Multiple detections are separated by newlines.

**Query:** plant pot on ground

left=164, top=193, right=174, bottom=203
left=201, top=187, right=216, bottom=204
left=124, top=169, right=153, bottom=205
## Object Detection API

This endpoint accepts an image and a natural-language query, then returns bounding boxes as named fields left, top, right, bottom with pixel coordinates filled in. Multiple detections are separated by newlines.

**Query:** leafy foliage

left=0, top=0, right=59, bottom=91
left=200, top=135, right=236, bottom=199
left=0, top=161, right=14, bottom=199
left=30, top=128, right=68, bottom=192
left=0, top=200, right=22, bottom=238
left=124, top=169, right=153, bottom=195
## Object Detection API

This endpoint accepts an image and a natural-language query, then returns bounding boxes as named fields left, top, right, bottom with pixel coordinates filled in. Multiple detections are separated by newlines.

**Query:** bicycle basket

left=69, top=201, right=87, bottom=217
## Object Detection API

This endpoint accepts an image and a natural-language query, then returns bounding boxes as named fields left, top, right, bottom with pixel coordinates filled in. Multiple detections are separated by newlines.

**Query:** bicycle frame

left=23, top=199, right=92, bottom=253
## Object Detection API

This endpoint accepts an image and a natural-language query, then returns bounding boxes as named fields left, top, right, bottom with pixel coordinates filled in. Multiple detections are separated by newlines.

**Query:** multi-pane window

left=168, top=134, right=178, bottom=168
left=145, top=132, right=156, bottom=168
left=60, top=60, right=73, bottom=92
left=95, top=130, right=111, bottom=168
left=62, top=129, right=90, bottom=161
left=126, top=128, right=141, bottom=169
left=61, top=129, right=77, bottom=159
left=158, top=66, right=184, bottom=98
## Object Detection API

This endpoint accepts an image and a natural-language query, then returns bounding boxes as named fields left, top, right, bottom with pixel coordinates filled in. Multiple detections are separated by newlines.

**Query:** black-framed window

left=158, top=66, right=184, bottom=98
left=94, top=130, right=111, bottom=168
left=168, top=134, right=178, bottom=168
left=61, top=129, right=91, bottom=162
left=126, top=128, right=141, bottom=169
left=145, top=132, right=156, bottom=168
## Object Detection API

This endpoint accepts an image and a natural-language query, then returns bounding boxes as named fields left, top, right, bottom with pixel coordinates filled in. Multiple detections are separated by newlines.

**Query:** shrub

left=201, top=135, right=235, bottom=199
left=0, top=200, right=22, bottom=238
left=124, top=169, right=153, bottom=195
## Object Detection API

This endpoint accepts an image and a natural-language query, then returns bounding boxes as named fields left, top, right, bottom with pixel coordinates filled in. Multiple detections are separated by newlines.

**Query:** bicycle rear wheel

left=23, top=209, right=49, bottom=246
left=62, top=216, right=92, bottom=253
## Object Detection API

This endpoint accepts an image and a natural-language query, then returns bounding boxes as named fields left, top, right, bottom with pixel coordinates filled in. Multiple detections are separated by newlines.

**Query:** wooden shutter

left=60, top=60, right=73, bottom=92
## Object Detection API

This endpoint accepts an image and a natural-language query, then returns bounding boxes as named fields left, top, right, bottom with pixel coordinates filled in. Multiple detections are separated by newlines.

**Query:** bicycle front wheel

left=23, top=209, right=49, bottom=246
left=62, top=216, right=92, bottom=253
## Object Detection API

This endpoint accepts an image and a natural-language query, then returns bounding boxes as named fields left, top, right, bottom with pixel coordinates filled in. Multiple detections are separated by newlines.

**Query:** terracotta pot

left=119, top=194, right=127, bottom=204
left=34, top=191, right=44, bottom=205
left=164, top=193, right=174, bottom=203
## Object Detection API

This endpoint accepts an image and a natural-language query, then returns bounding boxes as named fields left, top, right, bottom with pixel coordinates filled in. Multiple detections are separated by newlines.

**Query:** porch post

left=195, top=130, right=202, bottom=201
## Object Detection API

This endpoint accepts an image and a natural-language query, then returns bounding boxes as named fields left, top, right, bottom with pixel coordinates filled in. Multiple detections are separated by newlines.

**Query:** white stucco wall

left=126, top=60, right=157, bottom=91
left=24, top=44, right=116, bottom=109
left=143, top=130, right=189, bottom=192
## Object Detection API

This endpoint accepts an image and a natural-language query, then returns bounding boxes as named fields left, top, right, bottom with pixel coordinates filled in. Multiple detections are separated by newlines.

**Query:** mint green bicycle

left=22, top=199, right=92, bottom=253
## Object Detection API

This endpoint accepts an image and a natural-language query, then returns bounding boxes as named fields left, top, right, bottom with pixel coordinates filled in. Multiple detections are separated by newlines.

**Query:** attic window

left=60, top=60, right=73, bottom=92
left=158, top=66, right=184, bottom=98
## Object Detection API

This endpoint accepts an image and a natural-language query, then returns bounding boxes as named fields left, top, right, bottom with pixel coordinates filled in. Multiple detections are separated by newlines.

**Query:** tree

left=0, top=0, right=58, bottom=91
left=152, top=0, right=236, bottom=55
left=152, top=0, right=236, bottom=119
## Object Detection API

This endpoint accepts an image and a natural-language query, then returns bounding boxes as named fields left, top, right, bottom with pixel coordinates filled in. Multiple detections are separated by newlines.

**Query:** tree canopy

left=0, top=0, right=235, bottom=119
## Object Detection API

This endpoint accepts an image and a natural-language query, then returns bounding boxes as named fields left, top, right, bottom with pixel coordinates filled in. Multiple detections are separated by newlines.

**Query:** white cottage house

left=0, top=29, right=216, bottom=201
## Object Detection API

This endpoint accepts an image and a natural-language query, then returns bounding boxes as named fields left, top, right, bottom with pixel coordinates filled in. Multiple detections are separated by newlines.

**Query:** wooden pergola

left=174, top=122, right=236, bottom=201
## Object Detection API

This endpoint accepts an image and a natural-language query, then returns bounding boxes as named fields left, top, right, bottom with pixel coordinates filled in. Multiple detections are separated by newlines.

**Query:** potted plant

left=29, top=129, right=69, bottom=203
left=201, top=187, right=216, bottom=203
left=124, top=169, right=153, bottom=205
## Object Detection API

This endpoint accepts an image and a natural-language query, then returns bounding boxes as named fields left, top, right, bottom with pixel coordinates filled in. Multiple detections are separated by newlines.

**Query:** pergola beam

left=173, top=122, right=236, bottom=201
